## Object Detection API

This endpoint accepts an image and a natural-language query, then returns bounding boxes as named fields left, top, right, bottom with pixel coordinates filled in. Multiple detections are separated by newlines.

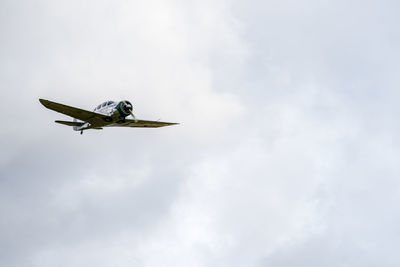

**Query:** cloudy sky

left=1, top=0, right=400, bottom=266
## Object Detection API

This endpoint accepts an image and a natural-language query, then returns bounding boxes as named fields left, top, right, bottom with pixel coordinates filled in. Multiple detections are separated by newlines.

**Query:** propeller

left=130, top=110, right=138, bottom=123
left=116, top=100, right=137, bottom=122
left=124, top=102, right=137, bottom=123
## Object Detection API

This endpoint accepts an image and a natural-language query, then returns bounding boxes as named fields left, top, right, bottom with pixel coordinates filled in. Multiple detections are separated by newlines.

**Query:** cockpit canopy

left=94, top=101, right=115, bottom=111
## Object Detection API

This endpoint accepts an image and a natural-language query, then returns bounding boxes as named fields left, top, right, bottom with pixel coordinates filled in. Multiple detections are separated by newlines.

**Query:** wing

left=39, top=99, right=110, bottom=125
left=111, top=119, right=179, bottom=128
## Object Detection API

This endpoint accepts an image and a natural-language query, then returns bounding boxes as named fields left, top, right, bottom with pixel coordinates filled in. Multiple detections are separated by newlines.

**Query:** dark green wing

left=111, top=119, right=179, bottom=128
left=39, top=99, right=110, bottom=125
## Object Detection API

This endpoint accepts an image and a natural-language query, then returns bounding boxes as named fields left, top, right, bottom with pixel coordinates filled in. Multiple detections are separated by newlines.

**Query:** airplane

left=39, top=98, right=179, bottom=134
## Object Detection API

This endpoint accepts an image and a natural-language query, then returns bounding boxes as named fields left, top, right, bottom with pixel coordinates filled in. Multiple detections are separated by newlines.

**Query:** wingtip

left=39, top=98, right=52, bottom=108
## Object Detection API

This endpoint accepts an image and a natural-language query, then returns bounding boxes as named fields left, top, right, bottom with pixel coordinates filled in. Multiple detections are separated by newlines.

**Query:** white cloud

left=1, top=0, right=400, bottom=266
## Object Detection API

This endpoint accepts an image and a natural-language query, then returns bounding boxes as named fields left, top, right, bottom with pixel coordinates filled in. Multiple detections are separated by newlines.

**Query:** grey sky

left=1, top=0, right=400, bottom=266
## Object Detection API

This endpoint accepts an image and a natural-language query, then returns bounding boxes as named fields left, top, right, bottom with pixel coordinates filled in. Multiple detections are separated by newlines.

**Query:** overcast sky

left=1, top=0, right=400, bottom=266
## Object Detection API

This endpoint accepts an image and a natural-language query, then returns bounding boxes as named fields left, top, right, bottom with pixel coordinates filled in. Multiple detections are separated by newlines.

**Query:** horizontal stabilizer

left=55, top=120, right=84, bottom=127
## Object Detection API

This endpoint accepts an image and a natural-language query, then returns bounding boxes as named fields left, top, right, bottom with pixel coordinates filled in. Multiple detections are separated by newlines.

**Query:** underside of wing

left=111, top=119, right=179, bottom=128
left=39, top=99, right=110, bottom=125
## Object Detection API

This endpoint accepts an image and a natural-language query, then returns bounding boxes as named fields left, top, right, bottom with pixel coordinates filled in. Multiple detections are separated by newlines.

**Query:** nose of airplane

left=125, top=101, right=133, bottom=110
left=123, top=100, right=137, bottom=122
left=123, top=101, right=132, bottom=112
left=116, top=100, right=133, bottom=117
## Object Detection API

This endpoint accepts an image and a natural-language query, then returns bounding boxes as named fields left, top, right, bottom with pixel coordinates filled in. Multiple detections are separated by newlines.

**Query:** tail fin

left=73, top=118, right=79, bottom=131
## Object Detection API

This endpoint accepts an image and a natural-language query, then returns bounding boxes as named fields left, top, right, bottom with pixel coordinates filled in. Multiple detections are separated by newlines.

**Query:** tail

left=54, top=119, right=88, bottom=133
left=73, top=118, right=79, bottom=131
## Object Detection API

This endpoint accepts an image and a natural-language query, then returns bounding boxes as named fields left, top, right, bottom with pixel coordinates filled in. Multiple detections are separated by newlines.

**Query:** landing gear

left=80, top=130, right=83, bottom=135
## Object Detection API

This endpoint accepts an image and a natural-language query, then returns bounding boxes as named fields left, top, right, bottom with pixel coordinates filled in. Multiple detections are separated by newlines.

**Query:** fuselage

left=76, top=100, right=134, bottom=131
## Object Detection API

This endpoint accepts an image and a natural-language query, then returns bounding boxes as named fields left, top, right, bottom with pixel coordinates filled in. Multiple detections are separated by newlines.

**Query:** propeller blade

left=130, top=111, right=138, bottom=123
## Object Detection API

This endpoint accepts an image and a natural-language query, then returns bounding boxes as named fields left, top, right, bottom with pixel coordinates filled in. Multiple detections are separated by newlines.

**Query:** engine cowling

left=116, top=100, right=133, bottom=117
